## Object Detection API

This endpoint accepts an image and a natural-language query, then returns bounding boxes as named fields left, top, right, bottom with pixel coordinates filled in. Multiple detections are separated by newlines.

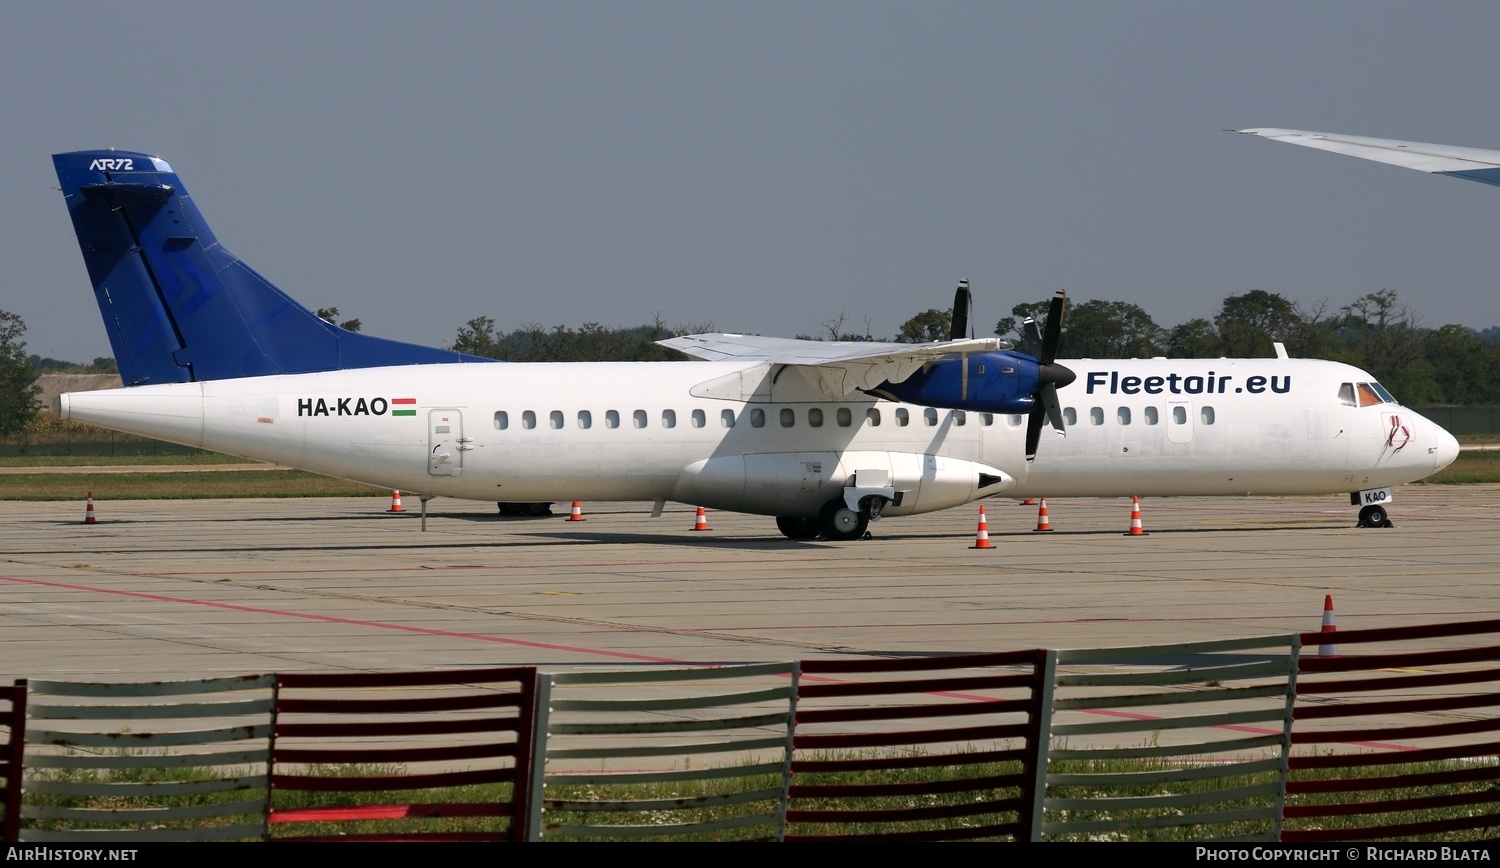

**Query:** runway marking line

left=0, top=573, right=1421, bottom=753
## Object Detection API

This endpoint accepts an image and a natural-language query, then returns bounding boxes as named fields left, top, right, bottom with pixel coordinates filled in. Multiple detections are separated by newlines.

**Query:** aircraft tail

left=53, top=150, right=490, bottom=385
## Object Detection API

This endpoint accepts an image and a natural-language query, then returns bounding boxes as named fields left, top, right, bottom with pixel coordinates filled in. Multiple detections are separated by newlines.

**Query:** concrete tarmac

left=1, top=485, right=1497, bottom=682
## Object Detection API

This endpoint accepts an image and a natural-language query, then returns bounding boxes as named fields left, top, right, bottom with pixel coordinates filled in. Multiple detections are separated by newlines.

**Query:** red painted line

left=0, top=575, right=680, bottom=664
left=0, top=575, right=1431, bottom=752
left=155, top=556, right=834, bottom=577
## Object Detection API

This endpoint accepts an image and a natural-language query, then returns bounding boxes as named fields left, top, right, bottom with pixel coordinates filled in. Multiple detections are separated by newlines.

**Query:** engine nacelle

left=875, top=350, right=1041, bottom=413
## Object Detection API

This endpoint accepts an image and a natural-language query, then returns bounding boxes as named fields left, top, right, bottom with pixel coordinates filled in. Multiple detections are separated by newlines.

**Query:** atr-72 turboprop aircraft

left=51, top=150, right=1459, bottom=540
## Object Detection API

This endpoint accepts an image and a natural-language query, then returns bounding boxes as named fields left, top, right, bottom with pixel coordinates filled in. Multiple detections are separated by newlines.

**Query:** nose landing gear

left=1357, top=504, right=1393, bottom=528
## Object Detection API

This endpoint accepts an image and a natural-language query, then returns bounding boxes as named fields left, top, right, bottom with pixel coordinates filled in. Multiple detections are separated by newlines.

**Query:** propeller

left=948, top=279, right=972, bottom=341
left=1023, top=290, right=1076, bottom=461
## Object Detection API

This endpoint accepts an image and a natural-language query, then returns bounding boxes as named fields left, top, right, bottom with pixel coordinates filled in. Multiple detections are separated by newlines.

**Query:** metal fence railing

left=1035, top=635, right=1298, bottom=842
left=19, top=675, right=274, bottom=842
left=528, top=663, right=797, bottom=841
left=0, top=429, right=212, bottom=459
left=1286, top=619, right=1500, bottom=842
left=1, top=681, right=24, bottom=842
left=269, top=667, right=538, bottom=842
left=3, top=620, right=1500, bottom=841
left=787, top=651, right=1046, bottom=842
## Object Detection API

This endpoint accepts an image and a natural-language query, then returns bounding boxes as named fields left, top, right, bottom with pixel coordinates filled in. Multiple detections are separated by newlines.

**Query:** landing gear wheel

left=818, top=499, right=870, bottom=542
left=1357, top=504, right=1392, bottom=528
left=776, top=516, right=821, bottom=541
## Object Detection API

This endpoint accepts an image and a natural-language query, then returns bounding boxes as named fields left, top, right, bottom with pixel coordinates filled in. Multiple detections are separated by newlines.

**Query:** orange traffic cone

left=690, top=506, right=711, bottom=531
left=1020, top=498, right=1036, bottom=506
left=1319, top=595, right=1339, bottom=658
left=1123, top=495, right=1147, bottom=536
left=971, top=505, right=992, bottom=549
left=567, top=501, right=585, bottom=522
left=389, top=491, right=405, bottom=513
left=1033, top=499, right=1053, bottom=532
left=83, top=491, right=97, bottom=525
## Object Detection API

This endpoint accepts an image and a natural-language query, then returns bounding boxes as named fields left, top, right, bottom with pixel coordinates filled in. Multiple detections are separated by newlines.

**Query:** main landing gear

left=1357, top=504, right=1393, bottom=529
left=777, top=497, right=881, bottom=542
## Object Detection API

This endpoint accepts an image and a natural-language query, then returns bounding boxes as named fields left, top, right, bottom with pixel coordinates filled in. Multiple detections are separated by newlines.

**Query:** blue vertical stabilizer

left=53, top=150, right=493, bottom=385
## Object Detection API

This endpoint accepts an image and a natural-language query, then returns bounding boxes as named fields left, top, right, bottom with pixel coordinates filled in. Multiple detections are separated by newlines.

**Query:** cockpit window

left=1341, top=381, right=1401, bottom=407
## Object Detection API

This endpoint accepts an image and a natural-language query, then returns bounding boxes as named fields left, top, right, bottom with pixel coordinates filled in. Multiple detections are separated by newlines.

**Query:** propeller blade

left=1026, top=290, right=1073, bottom=462
left=1025, top=403, right=1045, bottom=462
left=1041, top=383, right=1066, bottom=434
left=1041, top=289, right=1066, bottom=364
left=949, top=279, right=972, bottom=341
left=1022, top=316, right=1043, bottom=358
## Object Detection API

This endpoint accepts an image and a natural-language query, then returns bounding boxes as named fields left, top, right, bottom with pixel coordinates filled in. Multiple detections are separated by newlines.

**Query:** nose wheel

left=1357, top=504, right=1393, bottom=528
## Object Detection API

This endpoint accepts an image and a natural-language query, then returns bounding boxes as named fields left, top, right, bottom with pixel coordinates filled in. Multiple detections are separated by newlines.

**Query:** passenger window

left=1090, top=407, right=1103, bottom=426
left=691, top=409, right=705, bottom=428
left=633, top=409, right=647, bottom=429
left=1173, top=406, right=1187, bottom=425
left=550, top=410, right=564, bottom=430
left=780, top=408, right=795, bottom=427
left=1117, top=407, right=1131, bottom=425
left=981, top=413, right=994, bottom=426
left=923, top=408, right=938, bottom=426
left=808, top=408, right=823, bottom=427
left=1144, top=406, right=1159, bottom=425
left=1201, top=406, right=1215, bottom=425
left=1063, top=408, right=1076, bottom=426
left=954, top=411, right=966, bottom=426
left=896, top=408, right=909, bottom=427
left=837, top=407, right=852, bottom=427
left=721, top=409, right=736, bottom=428
left=578, top=410, right=592, bottom=429
left=606, top=409, right=620, bottom=429
left=494, top=411, right=508, bottom=430
left=662, top=409, right=677, bottom=428
left=751, top=408, right=765, bottom=428
left=867, top=408, right=882, bottom=426
left=522, top=410, right=536, bottom=430
left=1008, top=414, right=1023, bottom=428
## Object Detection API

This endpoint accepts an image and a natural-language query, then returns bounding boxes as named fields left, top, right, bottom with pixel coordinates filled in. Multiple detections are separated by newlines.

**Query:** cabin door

left=428, top=409, right=466, bottom=477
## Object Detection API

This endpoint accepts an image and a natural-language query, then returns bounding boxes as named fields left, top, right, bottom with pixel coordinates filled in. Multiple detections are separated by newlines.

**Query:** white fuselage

left=58, top=356, right=1459, bottom=518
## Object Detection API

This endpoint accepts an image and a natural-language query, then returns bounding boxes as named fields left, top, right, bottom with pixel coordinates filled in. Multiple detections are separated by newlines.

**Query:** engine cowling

left=874, top=350, right=1042, bottom=413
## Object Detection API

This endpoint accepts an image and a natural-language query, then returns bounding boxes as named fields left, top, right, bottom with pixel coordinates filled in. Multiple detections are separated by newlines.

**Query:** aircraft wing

left=661, top=333, right=1011, bottom=395
left=1237, top=128, right=1500, bottom=187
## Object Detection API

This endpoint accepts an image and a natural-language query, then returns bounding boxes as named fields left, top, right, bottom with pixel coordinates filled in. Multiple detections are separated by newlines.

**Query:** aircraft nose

left=1433, top=425, right=1460, bottom=472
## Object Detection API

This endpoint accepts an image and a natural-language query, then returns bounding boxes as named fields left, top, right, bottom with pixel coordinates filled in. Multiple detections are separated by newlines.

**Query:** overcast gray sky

left=5, top=2, right=1500, bottom=362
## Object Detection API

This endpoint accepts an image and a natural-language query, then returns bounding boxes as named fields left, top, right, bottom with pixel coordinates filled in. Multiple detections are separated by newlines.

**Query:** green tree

left=1337, top=290, right=1438, bottom=402
left=1165, top=318, right=1220, bottom=358
left=995, top=299, right=1053, bottom=346
left=897, top=308, right=952, bottom=343
left=453, top=316, right=506, bottom=358
left=0, top=311, right=40, bottom=435
left=1214, top=290, right=1330, bottom=358
left=315, top=307, right=362, bottom=332
left=1059, top=299, right=1163, bottom=358
left=1422, top=324, right=1500, bottom=404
